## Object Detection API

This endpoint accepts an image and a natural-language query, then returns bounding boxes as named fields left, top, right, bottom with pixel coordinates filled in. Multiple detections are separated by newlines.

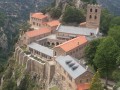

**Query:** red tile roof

left=26, top=28, right=51, bottom=38
left=47, top=20, right=61, bottom=27
left=77, top=83, right=90, bottom=90
left=31, top=12, right=47, bottom=19
left=55, top=36, right=87, bottom=52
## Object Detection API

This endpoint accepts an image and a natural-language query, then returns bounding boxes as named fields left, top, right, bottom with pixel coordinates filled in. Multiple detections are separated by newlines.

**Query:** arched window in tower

left=94, top=16, right=97, bottom=19
left=90, top=8, right=92, bottom=12
left=89, top=15, right=92, bottom=19
left=95, top=9, right=98, bottom=12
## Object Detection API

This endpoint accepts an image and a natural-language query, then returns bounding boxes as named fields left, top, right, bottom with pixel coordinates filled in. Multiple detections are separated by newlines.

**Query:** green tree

left=100, top=9, right=113, bottom=35
left=112, top=69, right=120, bottom=82
left=108, top=26, right=120, bottom=47
left=85, top=38, right=103, bottom=69
left=62, top=6, right=85, bottom=24
left=17, top=74, right=36, bottom=90
left=2, top=79, right=17, bottom=90
left=110, top=16, right=120, bottom=27
left=0, top=12, right=5, bottom=27
left=81, top=0, right=97, bottom=4
left=90, top=71, right=103, bottom=90
left=19, top=22, right=31, bottom=35
left=94, top=37, right=120, bottom=86
left=113, top=82, right=120, bottom=90
left=50, top=7, right=62, bottom=19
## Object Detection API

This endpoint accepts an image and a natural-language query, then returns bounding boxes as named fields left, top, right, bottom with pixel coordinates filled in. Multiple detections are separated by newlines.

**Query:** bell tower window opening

left=90, top=8, right=92, bottom=12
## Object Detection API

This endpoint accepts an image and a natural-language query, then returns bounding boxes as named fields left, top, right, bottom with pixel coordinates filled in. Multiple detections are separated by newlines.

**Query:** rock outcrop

left=0, top=28, right=8, bottom=51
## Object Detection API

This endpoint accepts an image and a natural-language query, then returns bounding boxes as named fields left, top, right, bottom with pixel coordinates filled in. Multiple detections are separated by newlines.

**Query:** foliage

left=93, top=37, right=120, bottom=85
left=81, top=0, right=97, bottom=4
left=19, top=22, right=31, bottom=35
left=90, top=71, right=103, bottom=90
left=85, top=38, right=103, bottom=70
left=110, top=16, right=120, bottom=27
left=112, top=69, right=120, bottom=82
left=108, top=26, right=120, bottom=47
left=100, top=9, right=113, bottom=35
left=62, top=5, right=85, bottom=24
left=0, top=12, right=6, bottom=27
left=17, top=74, right=36, bottom=90
left=50, top=7, right=62, bottom=19
left=2, top=78, right=17, bottom=90
left=50, top=86, right=59, bottom=90
left=113, top=82, right=120, bottom=90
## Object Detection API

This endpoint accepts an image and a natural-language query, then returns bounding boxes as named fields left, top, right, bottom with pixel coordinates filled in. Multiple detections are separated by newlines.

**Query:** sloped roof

left=56, top=55, right=87, bottom=79
left=28, top=43, right=53, bottom=57
left=55, top=36, right=87, bottom=52
left=26, top=28, right=51, bottom=38
left=57, top=25, right=98, bottom=36
left=31, top=12, right=47, bottom=19
left=47, top=20, right=61, bottom=27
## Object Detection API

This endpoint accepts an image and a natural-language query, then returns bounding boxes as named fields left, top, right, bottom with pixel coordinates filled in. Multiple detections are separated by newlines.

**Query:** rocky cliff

left=0, top=0, right=54, bottom=64
left=0, top=28, right=8, bottom=51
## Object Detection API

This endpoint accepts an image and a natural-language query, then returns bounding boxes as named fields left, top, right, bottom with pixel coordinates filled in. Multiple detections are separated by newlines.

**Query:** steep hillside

left=0, top=0, right=54, bottom=64
left=97, top=0, right=120, bottom=15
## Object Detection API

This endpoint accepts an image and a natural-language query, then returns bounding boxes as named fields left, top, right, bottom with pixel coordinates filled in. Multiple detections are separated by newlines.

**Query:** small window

left=80, top=80, right=82, bottom=83
left=54, top=52, right=56, bottom=56
left=37, top=23, right=39, bottom=26
left=86, top=79, right=89, bottom=82
left=62, top=76, right=65, bottom=80
left=89, top=15, right=92, bottom=19
left=56, top=42, right=59, bottom=45
left=95, top=9, right=97, bottom=12
left=69, top=83, right=71, bottom=87
left=94, top=16, right=97, bottom=19
left=90, top=8, right=92, bottom=12
left=33, top=22, right=35, bottom=25
left=90, top=33, right=94, bottom=36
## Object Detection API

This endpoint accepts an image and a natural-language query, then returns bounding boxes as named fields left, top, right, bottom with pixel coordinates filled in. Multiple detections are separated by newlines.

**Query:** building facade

left=86, top=4, right=101, bottom=29
left=55, top=55, right=93, bottom=90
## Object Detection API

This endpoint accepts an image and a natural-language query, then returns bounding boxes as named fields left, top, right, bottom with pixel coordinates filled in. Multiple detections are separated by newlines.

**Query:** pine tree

left=90, top=71, right=104, bottom=90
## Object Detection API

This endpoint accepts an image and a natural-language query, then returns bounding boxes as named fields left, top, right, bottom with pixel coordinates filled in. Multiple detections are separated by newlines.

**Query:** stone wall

left=14, top=47, right=45, bottom=79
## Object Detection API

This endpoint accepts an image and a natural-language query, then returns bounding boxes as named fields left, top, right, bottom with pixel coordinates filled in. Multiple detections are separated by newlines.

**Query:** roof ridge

left=55, top=36, right=86, bottom=48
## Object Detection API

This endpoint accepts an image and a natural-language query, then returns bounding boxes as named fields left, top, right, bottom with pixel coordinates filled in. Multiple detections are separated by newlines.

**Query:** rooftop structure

left=46, top=20, right=61, bottom=27
left=55, top=36, right=87, bottom=52
left=56, top=55, right=87, bottom=79
left=28, top=43, right=53, bottom=57
left=31, top=12, right=47, bottom=19
left=25, top=28, right=51, bottom=38
left=57, top=25, right=99, bottom=36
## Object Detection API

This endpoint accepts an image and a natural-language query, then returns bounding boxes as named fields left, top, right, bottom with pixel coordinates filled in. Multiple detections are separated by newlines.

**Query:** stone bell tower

left=86, top=4, right=101, bottom=29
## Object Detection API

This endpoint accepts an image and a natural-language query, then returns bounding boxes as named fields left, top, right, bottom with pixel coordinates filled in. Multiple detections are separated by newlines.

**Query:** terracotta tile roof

left=77, top=83, right=90, bottom=90
left=47, top=20, right=61, bottom=27
left=26, top=28, right=51, bottom=38
left=31, top=12, right=47, bottom=19
left=55, top=36, right=87, bottom=52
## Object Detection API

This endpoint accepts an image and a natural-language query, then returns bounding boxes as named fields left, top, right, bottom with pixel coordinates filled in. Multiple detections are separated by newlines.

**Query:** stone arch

left=56, top=42, right=59, bottom=45
left=47, top=42, right=50, bottom=46
left=52, top=43, right=55, bottom=46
